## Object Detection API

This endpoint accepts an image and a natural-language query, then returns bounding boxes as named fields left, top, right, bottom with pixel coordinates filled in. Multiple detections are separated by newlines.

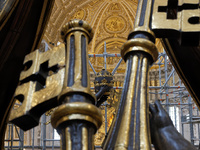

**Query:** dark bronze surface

left=95, top=69, right=113, bottom=107
left=0, top=0, right=54, bottom=148
left=95, top=86, right=110, bottom=107
left=59, top=121, right=95, bottom=150
left=103, top=52, right=153, bottom=150
left=162, top=39, right=200, bottom=110
left=150, top=100, right=196, bottom=150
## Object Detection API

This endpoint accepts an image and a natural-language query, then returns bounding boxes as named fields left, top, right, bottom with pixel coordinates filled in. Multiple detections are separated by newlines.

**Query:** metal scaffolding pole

left=112, top=58, right=123, bottom=75
left=149, top=86, right=186, bottom=89
left=7, top=124, right=10, bottom=149
left=19, top=128, right=24, bottom=149
left=164, top=51, right=169, bottom=112
left=159, top=103, right=193, bottom=106
left=179, top=81, right=184, bottom=136
left=159, top=68, right=175, bottom=93
left=32, top=128, right=34, bottom=150
left=104, top=42, right=107, bottom=70
left=52, top=126, right=55, bottom=150
left=88, top=54, right=121, bottom=57
left=105, top=101, right=108, bottom=135
left=11, top=124, right=13, bottom=150
left=198, top=110, right=200, bottom=145
left=13, top=125, right=23, bottom=149
left=89, top=60, right=97, bottom=75
left=158, top=55, right=163, bottom=101
left=189, top=95, right=194, bottom=145
left=42, top=114, right=46, bottom=150
left=173, top=68, right=178, bottom=129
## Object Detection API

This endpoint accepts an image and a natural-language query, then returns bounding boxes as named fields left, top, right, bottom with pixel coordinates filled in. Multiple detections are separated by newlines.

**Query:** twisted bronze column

left=51, top=20, right=102, bottom=150
left=103, top=39, right=158, bottom=150
left=103, top=0, right=158, bottom=149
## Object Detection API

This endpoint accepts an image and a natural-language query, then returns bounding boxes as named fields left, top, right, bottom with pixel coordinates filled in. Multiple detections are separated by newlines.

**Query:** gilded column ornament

left=103, top=0, right=158, bottom=149
left=51, top=19, right=102, bottom=150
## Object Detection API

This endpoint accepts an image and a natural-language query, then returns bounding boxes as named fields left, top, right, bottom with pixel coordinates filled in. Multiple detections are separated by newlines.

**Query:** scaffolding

left=4, top=42, right=200, bottom=149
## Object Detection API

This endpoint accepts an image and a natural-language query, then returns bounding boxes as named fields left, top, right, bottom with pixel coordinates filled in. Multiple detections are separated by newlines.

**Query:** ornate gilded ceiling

left=43, top=0, right=138, bottom=73
left=43, top=0, right=163, bottom=73
left=44, top=0, right=137, bottom=46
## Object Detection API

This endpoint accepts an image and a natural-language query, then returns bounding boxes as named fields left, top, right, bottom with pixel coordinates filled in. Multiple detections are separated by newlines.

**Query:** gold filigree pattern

left=105, top=16, right=126, bottom=33
left=73, top=9, right=87, bottom=20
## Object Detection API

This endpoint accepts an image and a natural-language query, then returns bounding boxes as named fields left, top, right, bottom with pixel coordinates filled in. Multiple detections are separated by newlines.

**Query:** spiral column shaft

left=103, top=0, right=158, bottom=149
